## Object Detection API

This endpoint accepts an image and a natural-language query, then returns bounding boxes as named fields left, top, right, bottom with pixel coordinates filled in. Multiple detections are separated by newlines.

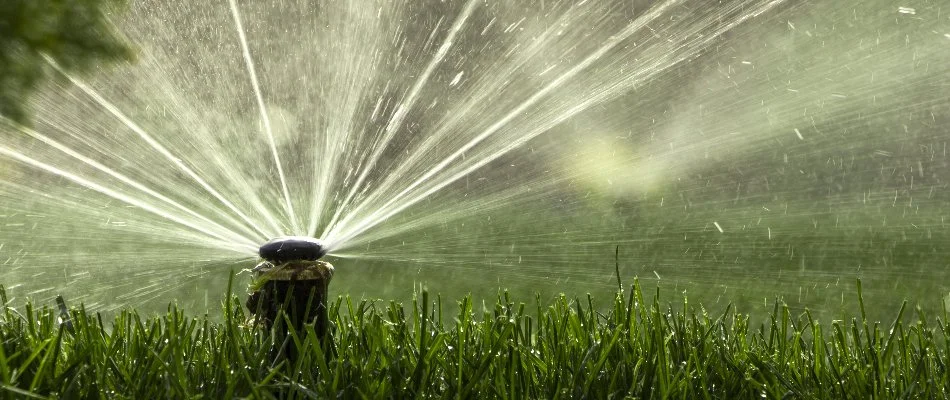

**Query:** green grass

left=0, top=279, right=948, bottom=399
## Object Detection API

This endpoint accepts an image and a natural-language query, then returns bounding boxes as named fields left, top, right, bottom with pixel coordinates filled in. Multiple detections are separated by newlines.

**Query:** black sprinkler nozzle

left=258, top=236, right=327, bottom=264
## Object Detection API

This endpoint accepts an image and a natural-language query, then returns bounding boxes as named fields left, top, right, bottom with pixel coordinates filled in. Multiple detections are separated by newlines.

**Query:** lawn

left=0, top=278, right=947, bottom=399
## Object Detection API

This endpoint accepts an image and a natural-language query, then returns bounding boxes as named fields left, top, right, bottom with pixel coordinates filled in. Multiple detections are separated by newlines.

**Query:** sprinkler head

left=249, top=236, right=335, bottom=353
left=259, top=236, right=327, bottom=264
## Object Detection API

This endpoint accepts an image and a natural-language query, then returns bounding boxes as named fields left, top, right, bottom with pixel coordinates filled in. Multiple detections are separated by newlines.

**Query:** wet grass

left=0, top=279, right=948, bottom=399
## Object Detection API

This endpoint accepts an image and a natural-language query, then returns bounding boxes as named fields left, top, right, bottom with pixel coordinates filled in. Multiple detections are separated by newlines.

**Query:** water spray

left=246, top=236, right=334, bottom=356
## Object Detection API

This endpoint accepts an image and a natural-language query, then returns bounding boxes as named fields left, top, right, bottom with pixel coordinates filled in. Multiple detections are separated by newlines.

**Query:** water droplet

left=449, top=71, right=464, bottom=87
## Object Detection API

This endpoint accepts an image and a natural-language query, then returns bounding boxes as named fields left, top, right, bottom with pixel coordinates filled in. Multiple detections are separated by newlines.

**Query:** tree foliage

left=0, top=0, right=133, bottom=124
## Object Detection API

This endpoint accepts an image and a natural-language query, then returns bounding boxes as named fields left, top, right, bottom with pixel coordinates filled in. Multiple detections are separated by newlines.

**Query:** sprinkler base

left=246, top=260, right=334, bottom=358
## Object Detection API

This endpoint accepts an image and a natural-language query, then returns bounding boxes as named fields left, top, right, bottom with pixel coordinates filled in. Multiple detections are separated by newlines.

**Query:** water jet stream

left=54, top=64, right=278, bottom=240
left=0, top=145, right=256, bottom=253
left=228, top=0, right=301, bottom=234
left=8, top=121, right=264, bottom=245
left=325, top=0, right=787, bottom=250
left=0, top=0, right=947, bottom=319
left=321, top=0, right=480, bottom=238
left=322, top=0, right=689, bottom=243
